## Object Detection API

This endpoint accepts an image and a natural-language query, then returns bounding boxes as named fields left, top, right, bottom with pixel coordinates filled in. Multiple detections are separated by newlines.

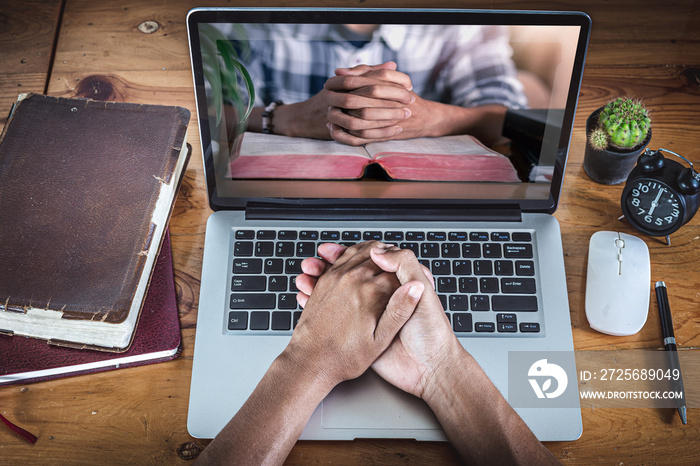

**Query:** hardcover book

left=0, top=93, right=191, bottom=351
left=230, top=132, right=520, bottom=182
left=0, top=232, right=182, bottom=386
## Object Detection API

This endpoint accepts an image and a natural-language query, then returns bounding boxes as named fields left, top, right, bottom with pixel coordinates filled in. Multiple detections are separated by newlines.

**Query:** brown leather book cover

left=0, top=93, right=190, bottom=351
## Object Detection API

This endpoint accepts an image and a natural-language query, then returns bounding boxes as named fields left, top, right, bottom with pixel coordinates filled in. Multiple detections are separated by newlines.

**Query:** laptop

left=186, top=7, right=590, bottom=442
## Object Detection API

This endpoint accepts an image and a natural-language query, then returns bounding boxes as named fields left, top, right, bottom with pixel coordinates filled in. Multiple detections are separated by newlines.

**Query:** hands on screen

left=325, top=62, right=428, bottom=146
left=267, top=60, right=506, bottom=146
left=269, top=61, right=418, bottom=143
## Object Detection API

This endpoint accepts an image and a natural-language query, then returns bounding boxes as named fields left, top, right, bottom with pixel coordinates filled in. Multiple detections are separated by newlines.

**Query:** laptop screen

left=188, top=9, right=590, bottom=212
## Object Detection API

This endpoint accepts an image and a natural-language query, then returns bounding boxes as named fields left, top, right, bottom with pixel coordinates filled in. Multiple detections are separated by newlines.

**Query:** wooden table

left=2, top=0, right=699, bottom=463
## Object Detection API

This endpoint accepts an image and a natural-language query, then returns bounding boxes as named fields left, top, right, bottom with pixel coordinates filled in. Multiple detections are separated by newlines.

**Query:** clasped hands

left=288, top=62, right=435, bottom=145
left=290, top=241, right=459, bottom=399
left=198, top=241, right=556, bottom=466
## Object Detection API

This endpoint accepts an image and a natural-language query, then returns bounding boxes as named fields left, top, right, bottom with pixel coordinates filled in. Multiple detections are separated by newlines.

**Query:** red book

left=230, top=132, right=521, bottom=182
left=0, top=233, right=182, bottom=386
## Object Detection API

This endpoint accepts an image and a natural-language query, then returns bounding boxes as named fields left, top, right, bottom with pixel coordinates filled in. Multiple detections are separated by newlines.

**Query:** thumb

left=370, top=245, right=434, bottom=288
left=373, top=281, right=424, bottom=347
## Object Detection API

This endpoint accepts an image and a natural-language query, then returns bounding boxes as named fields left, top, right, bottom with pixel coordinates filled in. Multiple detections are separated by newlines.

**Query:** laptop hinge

left=245, top=202, right=522, bottom=222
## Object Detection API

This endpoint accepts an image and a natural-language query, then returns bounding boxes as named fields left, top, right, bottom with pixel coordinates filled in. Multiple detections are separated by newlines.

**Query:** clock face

left=624, top=179, right=684, bottom=234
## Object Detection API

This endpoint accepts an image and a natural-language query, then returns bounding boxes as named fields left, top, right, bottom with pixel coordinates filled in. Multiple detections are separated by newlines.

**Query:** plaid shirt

left=230, top=23, right=527, bottom=110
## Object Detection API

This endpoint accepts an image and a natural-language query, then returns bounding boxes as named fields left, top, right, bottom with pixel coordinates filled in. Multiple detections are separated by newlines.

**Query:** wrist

left=416, top=98, right=449, bottom=138
left=250, top=102, right=298, bottom=137
left=277, top=339, right=340, bottom=397
left=419, top=99, right=473, bottom=138
left=420, top=339, right=478, bottom=407
left=269, top=102, right=304, bottom=138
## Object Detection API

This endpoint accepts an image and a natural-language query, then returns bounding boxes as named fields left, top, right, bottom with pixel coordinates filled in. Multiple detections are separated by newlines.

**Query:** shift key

left=492, top=295, right=538, bottom=312
left=230, top=293, right=276, bottom=309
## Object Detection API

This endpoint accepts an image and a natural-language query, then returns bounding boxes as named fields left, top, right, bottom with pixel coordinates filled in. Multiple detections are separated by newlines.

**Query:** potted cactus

left=583, top=97, right=652, bottom=184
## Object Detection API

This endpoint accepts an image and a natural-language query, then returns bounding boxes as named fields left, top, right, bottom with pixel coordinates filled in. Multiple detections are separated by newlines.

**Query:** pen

left=655, top=281, right=687, bottom=425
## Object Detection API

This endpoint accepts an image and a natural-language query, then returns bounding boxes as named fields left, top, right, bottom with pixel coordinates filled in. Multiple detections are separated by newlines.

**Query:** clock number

left=632, top=189, right=640, bottom=197
left=632, top=198, right=640, bottom=207
left=636, top=183, right=650, bottom=193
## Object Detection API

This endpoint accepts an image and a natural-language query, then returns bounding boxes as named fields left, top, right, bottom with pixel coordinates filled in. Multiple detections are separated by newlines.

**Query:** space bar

left=230, top=293, right=276, bottom=309
left=492, top=295, right=538, bottom=311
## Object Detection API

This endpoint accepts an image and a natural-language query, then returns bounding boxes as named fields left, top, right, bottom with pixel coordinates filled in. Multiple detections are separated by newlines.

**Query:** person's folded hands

left=327, top=61, right=446, bottom=145
left=266, top=62, right=412, bottom=142
left=324, top=62, right=415, bottom=145
left=290, top=241, right=425, bottom=387
left=298, top=242, right=460, bottom=399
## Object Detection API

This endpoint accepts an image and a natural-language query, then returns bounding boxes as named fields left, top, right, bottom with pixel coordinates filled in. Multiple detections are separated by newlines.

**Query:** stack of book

left=0, top=232, right=182, bottom=385
left=0, top=93, right=191, bottom=386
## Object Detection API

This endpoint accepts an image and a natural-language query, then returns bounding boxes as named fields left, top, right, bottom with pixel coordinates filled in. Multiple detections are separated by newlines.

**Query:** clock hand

left=648, top=188, right=664, bottom=216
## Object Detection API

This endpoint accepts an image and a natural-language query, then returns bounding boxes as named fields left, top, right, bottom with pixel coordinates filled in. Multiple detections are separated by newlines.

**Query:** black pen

left=655, top=281, right=687, bottom=425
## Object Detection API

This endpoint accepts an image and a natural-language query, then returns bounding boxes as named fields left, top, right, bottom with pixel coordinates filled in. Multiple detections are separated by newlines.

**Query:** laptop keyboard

left=227, top=229, right=543, bottom=337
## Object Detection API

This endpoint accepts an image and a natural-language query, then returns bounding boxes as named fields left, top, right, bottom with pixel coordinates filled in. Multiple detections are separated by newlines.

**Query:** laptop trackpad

left=321, top=370, right=441, bottom=430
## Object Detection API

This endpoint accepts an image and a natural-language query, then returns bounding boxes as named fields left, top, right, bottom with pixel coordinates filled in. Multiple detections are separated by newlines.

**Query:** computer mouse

left=585, top=231, right=650, bottom=336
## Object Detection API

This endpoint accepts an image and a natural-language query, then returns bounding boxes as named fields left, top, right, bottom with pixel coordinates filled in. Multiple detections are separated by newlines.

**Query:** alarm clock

left=621, top=148, right=700, bottom=242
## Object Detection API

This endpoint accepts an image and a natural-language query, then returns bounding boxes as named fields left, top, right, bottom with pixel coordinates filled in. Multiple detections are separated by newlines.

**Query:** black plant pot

left=583, top=107, right=652, bottom=185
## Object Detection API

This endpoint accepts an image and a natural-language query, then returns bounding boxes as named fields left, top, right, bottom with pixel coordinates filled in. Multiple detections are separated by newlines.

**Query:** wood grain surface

left=1, top=0, right=699, bottom=464
left=0, top=0, right=63, bottom=127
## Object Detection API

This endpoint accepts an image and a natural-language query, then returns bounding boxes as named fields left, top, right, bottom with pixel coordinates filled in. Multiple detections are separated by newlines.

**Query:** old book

left=0, top=232, right=182, bottom=386
left=0, top=93, right=191, bottom=351
left=230, top=132, right=520, bottom=182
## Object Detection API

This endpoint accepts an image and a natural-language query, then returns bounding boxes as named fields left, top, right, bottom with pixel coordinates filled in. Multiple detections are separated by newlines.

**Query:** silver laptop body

left=186, top=7, right=590, bottom=442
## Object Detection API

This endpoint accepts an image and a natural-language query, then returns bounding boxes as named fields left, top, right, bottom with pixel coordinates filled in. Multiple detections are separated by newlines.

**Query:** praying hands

left=249, top=61, right=508, bottom=146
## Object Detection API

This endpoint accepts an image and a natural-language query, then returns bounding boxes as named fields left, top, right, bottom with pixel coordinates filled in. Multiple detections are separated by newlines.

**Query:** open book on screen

left=230, top=132, right=520, bottom=182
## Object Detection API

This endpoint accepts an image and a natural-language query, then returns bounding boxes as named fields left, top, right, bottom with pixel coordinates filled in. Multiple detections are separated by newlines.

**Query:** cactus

left=597, top=97, right=651, bottom=150
left=588, top=127, right=609, bottom=151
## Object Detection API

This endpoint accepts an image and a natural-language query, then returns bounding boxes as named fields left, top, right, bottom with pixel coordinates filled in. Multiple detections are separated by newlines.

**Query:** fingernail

left=404, top=108, right=412, bottom=118
left=394, top=126, right=403, bottom=135
left=408, top=284, right=424, bottom=300
left=326, top=122, right=332, bottom=131
left=409, top=95, right=415, bottom=103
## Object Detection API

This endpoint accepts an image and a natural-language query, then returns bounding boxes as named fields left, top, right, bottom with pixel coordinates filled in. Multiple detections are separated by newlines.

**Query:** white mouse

left=585, top=231, right=650, bottom=336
